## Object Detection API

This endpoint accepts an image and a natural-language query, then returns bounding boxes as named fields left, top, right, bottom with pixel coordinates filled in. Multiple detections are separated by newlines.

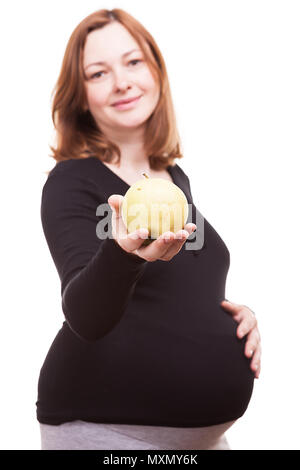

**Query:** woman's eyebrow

left=85, top=49, right=141, bottom=70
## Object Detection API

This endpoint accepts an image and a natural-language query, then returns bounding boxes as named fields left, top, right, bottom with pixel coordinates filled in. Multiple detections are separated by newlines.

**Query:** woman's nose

left=115, top=82, right=131, bottom=92
left=114, top=80, right=132, bottom=92
left=113, top=70, right=133, bottom=91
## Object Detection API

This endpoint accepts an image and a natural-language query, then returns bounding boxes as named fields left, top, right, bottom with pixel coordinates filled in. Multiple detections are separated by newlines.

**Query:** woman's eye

left=91, top=71, right=105, bottom=79
left=90, top=60, right=142, bottom=79
left=129, top=59, right=142, bottom=66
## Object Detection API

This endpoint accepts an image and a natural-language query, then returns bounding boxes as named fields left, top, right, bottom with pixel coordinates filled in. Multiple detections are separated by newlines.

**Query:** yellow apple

left=121, top=173, right=189, bottom=246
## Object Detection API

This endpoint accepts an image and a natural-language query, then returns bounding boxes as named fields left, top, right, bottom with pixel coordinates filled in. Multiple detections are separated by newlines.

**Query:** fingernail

left=249, top=349, right=254, bottom=356
left=139, top=229, right=148, bottom=238
left=175, top=233, right=185, bottom=240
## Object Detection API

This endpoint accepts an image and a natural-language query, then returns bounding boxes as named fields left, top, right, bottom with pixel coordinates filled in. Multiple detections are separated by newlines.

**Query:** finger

left=230, top=310, right=244, bottom=323
left=161, top=227, right=196, bottom=259
left=236, top=314, right=257, bottom=339
left=222, top=306, right=243, bottom=324
left=161, top=232, right=188, bottom=259
left=184, top=223, right=197, bottom=233
left=250, top=345, right=261, bottom=378
left=220, top=300, right=244, bottom=321
left=107, top=194, right=124, bottom=227
left=136, top=228, right=190, bottom=262
left=254, top=362, right=261, bottom=379
left=244, top=329, right=260, bottom=358
left=125, top=228, right=150, bottom=252
left=133, top=224, right=196, bottom=262
left=135, top=232, right=177, bottom=262
left=108, top=195, right=150, bottom=252
left=108, top=195, right=133, bottom=241
left=108, top=194, right=123, bottom=219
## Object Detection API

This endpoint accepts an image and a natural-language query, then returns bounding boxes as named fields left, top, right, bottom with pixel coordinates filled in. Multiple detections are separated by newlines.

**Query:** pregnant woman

left=37, top=9, right=261, bottom=450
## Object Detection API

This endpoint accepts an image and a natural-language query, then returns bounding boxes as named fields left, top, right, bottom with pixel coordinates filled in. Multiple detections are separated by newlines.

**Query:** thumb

left=221, top=299, right=238, bottom=310
left=108, top=195, right=124, bottom=216
left=220, top=299, right=241, bottom=313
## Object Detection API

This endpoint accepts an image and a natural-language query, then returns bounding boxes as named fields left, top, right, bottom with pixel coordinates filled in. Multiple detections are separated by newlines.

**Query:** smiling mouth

left=111, top=95, right=142, bottom=110
left=112, top=96, right=141, bottom=106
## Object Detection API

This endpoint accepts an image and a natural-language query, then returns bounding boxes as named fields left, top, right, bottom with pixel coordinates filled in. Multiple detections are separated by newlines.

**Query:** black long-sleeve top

left=36, top=156, right=254, bottom=427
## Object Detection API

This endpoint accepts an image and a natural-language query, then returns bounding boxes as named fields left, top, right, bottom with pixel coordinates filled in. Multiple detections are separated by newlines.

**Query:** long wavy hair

left=49, top=8, right=184, bottom=171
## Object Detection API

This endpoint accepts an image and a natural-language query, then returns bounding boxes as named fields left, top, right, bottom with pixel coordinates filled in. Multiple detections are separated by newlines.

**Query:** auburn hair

left=48, top=8, right=184, bottom=172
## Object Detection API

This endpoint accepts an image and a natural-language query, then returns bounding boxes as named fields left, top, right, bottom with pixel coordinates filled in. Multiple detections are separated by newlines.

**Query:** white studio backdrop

left=0, top=0, right=299, bottom=450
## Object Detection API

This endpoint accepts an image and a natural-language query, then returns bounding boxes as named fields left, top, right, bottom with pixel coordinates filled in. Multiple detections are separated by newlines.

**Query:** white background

left=1, top=0, right=299, bottom=450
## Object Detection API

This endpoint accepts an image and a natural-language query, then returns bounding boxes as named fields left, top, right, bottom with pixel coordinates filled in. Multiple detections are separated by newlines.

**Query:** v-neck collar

left=91, top=156, right=178, bottom=190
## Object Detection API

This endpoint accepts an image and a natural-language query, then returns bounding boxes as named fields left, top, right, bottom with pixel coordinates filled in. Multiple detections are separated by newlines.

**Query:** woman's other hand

left=108, top=194, right=196, bottom=262
left=220, top=300, right=262, bottom=378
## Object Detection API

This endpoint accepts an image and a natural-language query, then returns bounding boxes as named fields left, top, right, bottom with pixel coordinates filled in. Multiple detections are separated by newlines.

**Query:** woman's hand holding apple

left=108, top=194, right=196, bottom=262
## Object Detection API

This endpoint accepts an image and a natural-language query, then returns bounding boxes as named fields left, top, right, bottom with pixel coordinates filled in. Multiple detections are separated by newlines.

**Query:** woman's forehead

left=83, top=23, right=150, bottom=68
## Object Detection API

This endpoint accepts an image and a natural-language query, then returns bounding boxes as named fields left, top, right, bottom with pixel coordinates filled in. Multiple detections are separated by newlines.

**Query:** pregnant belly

left=109, top=325, right=254, bottom=425
left=86, top=312, right=255, bottom=426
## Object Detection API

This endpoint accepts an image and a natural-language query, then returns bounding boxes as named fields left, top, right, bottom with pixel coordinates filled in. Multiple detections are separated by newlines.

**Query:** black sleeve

left=41, top=170, right=148, bottom=342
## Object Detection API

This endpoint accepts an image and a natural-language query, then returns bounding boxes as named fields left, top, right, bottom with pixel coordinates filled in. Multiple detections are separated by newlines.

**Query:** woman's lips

left=112, top=96, right=142, bottom=110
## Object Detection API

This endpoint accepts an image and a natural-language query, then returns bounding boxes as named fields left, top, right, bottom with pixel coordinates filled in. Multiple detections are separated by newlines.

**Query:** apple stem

left=142, top=172, right=150, bottom=179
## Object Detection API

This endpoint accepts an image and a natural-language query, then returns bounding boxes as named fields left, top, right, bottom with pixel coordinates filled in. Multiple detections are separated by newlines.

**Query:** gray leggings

left=39, top=419, right=235, bottom=450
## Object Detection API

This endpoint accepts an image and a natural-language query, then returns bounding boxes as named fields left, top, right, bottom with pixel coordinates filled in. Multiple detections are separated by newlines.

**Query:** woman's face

left=83, top=22, right=160, bottom=134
